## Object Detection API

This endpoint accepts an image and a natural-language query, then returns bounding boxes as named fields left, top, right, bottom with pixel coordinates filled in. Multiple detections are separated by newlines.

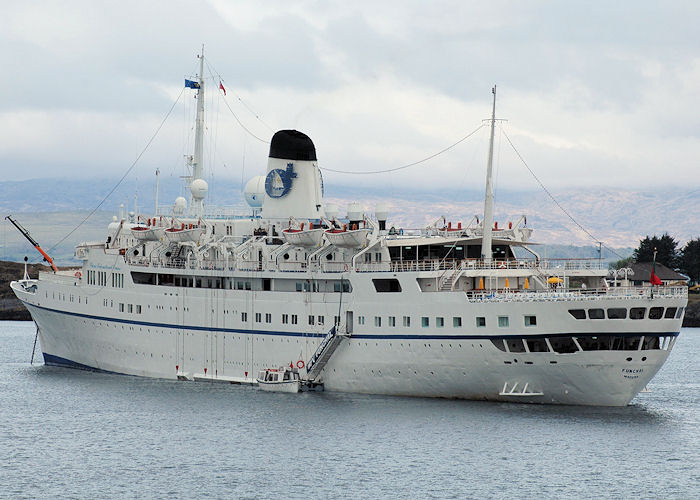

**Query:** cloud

left=1, top=0, right=699, bottom=193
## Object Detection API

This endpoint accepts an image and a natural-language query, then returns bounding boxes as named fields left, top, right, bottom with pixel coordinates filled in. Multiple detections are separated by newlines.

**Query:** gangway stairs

left=304, top=325, right=347, bottom=384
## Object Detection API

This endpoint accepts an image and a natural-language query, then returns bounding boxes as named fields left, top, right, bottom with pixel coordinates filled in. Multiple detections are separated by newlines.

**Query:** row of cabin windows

left=359, top=315, right=537, bottom=328
left=491, top=334, right=675, bottom=354
left=246, top=313, right=342, bottom=326
left=568, top=307, right=683, bottom=320
left=132, top=272, right=351, bottom=293
left=118, top=303, right=142, bottom=314
left=86, top=270, right=118, bottom=287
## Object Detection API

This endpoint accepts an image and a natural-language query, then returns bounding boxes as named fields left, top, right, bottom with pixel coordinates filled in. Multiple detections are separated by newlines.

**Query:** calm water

left=0, top=322, right=697, bottom=499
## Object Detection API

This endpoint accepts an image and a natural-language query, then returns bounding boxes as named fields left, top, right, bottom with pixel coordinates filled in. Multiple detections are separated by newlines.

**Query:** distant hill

left=1, top=178, right=697, bottom=264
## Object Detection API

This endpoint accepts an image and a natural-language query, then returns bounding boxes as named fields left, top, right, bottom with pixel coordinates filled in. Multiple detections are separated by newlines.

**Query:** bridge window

left=588, top=308, right=604, bottom=319
left=568, top=309, right=586, bottom=320
left=490, top=339, right=507, bottom=352
left=526, top=338, right=549, bottom=352
left=630, top=307, right=646, bottom=319
left=642, top=336, right=661, bottom=350
left=550, top=337, right=579, bottom=354
left=506, top=339, right=526, bottom=352
left=664, top=307, right=677, bottom=319
left=607, top=308, right=627, bottom=319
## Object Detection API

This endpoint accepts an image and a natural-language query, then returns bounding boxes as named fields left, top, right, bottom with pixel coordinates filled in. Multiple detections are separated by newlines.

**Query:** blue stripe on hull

left=22, top=300, right=681, bottom=341
left=42, top=353, right=119, bottom=375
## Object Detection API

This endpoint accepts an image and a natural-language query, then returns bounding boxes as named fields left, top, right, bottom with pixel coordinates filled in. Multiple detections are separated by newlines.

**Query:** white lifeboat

left=165, top=224, right=204, bottom=243
left=130, top=225, right=165, bottom=241
left=256, top=366, right=301, bottom=393
left=282, top=222, right=325, bottom=248
left=325, top=223, right=370, bottom=248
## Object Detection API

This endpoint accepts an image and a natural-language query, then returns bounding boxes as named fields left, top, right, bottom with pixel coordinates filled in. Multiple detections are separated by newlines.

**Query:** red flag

left=650, top=249, right=662, bottom=285
left=650, top=270, right=662, bottom=285
left=219, top=81, right=226, bottom=95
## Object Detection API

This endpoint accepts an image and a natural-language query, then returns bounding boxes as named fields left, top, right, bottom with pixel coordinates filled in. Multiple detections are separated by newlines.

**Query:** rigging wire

left=500, top=125, right=623, bottom=259
left=204, top=59, right=275, bottom=133
left=219, top=91, right=270, bottom=144
left=320, top=123, right=486, bottom=175
left=46, top=87, right=186, bottom=254
left=204, top=59, right=271, bottom=143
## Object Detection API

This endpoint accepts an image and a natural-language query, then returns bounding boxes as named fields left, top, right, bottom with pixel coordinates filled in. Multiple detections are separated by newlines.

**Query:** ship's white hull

left=16, top=283, right=681, bottom=406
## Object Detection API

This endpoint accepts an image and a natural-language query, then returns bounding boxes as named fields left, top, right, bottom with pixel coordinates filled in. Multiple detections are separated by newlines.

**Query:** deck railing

left=123, top=255, right=608, bottom=274
left=464, top=286, right=687, bottom=302
left=387, top=258, right=606, bottom=273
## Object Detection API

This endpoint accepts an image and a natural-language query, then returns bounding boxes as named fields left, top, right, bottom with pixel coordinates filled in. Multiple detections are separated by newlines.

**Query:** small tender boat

left=131, top=225, right=165, bottom=241
left=256, top=366, right=301, bottom=393
left=282, top=222, right=325, bottom=247
left=324, top=225, right=371, bottom=248
left=165, top=225, right=204, bottom=242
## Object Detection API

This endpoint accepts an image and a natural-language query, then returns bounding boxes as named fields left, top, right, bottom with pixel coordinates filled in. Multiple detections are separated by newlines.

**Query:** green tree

left=609, top=256, right=633, bottom=270
left=633, top=233, right=679, bottom=268
left=680, top=238, right=700, bottom=281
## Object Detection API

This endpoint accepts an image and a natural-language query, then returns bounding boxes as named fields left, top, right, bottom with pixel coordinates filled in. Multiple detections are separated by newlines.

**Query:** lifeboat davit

left=164, top=225, right=204, bottom=242
left=130, top=225, right=165, bottom=241
left=325, top=225, right=370, bottom=248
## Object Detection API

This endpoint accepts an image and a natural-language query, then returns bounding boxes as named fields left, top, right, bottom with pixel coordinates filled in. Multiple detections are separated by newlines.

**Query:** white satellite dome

left=190, top=178, right=209, bottom=201
left=244, top=175, right=265, bottom=208
left=325, top=203, right=339, bottom=220
left=173, top=196, right=187, bottom=215
left=375, top=203, right=389, bottom=222
left=347, top=202, right=363, bottom=222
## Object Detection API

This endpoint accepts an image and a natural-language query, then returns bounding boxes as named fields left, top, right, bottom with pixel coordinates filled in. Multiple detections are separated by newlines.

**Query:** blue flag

left=185, top=79, right=200, bottom=89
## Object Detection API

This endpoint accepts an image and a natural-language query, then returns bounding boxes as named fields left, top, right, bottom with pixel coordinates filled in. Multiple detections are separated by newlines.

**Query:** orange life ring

left=297, top=360, right=305, bottom=369
left=498, top=261, right=507, bottom=269
left=74, top=271, right=82, bottom=278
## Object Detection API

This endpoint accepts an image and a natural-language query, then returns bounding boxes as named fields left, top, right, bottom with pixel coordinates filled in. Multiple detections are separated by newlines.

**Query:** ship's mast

left=192, top=46, right=205, bottom=183
left=481, top=85, right=497, bottom=264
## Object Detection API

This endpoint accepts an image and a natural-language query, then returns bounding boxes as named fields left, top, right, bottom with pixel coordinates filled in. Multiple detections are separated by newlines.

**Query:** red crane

left=5, top=215, right=58, bottom=272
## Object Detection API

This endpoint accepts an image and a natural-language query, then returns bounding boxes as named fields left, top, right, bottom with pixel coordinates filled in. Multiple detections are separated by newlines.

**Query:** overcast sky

left=2, top=0, right=700, bottom=195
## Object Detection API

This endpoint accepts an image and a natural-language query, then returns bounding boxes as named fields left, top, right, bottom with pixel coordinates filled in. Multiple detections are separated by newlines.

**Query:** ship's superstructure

left=10, top=54, right=687, bottom=405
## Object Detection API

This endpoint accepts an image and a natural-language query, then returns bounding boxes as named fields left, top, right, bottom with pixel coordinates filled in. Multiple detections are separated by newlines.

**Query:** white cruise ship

left=11, top=53, right=688, bottom=406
